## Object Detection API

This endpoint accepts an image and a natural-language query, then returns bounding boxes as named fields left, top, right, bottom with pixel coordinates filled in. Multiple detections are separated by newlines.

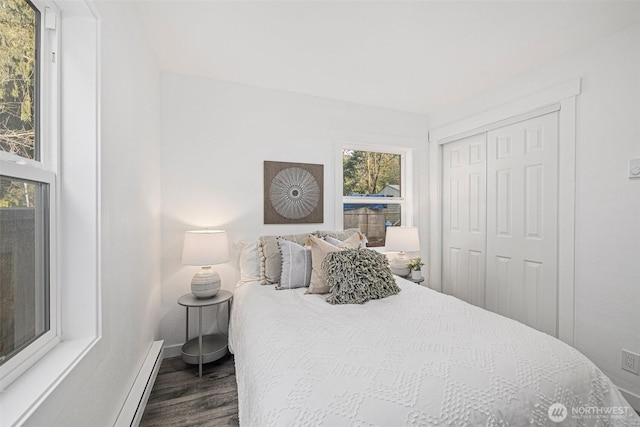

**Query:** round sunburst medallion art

left=269, top=167, right=320, bottom=219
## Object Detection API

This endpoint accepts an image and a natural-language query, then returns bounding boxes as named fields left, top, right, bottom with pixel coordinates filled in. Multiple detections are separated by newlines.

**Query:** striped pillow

left=276, top=238, right=312, bottom=290
left=258, top=233, right=309, bottom=284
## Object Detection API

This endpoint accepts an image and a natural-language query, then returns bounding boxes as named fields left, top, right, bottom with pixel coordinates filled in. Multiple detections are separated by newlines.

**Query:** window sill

left=0, top=337, right=98, bottom=426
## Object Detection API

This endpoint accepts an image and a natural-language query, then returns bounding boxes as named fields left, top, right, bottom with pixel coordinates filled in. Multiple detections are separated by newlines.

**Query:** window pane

left=0, top=0, right=40, bottom=160
left=343, top=150, right=401, bottom=196
left=343, top=203, right=401, bottom=247
left=0, top=175, right=49, bottom=366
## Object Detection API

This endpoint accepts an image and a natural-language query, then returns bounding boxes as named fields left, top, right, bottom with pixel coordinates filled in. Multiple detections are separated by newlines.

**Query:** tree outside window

left=0, top=0, right=38, bottom=160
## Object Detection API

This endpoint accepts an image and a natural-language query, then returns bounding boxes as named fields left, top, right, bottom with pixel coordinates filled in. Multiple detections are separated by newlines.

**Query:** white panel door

left=486, top=112, right=559, bottom=336
left=442, top=134, right=486, bottom=306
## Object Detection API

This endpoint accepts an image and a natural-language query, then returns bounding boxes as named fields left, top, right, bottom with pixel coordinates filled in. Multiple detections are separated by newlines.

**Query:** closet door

left=442, top=134, right=486, bottom=306
left=486, top=113, right=559, bottom=336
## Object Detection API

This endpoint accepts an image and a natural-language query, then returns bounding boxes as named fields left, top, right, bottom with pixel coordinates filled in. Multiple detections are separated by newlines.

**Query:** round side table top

left=178, top=290, right=233, bottom=308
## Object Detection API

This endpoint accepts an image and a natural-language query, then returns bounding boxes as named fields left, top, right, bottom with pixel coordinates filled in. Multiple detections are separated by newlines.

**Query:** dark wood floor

left=140, top=354, right=239, bottom=427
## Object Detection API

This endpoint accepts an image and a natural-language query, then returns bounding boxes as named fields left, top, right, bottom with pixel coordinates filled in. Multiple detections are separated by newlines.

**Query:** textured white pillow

left=238, top=240, right=260, bottom=286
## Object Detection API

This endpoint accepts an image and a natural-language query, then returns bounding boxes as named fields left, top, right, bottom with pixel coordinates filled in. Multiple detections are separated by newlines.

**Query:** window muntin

left=0, top=0, right=40, bottom=161
left=342, top=149, right=405, bottom=246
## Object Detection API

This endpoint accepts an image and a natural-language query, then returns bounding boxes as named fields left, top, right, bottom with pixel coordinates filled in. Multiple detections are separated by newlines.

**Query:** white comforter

left=229, top=279, right=639, bottom=426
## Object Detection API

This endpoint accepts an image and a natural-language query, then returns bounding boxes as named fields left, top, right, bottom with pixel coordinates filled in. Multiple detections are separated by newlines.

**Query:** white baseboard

left=163, top=343, right=182, bottom=359
left=619, top=386, right=640, bottom=412
left=114, top=340, right=164, bottom=427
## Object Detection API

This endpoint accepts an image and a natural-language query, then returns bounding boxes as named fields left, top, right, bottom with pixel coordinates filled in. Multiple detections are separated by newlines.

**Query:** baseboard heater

left=114, top=340, right=164, bottom=427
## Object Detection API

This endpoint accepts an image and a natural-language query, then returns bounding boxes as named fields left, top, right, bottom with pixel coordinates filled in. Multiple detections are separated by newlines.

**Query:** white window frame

left=0, top=1, right=100, bottom=422
left=336, top=142, right=414, bottom=247
left=0, top=0, right=60, bottom=389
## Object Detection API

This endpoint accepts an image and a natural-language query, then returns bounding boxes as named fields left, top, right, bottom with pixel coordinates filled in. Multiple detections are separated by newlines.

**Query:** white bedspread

left=229, top=279, right=639, bottom=426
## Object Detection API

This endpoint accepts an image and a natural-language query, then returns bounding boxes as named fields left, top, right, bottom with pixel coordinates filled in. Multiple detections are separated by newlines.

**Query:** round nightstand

left=178, top=290, right=233, bottom=377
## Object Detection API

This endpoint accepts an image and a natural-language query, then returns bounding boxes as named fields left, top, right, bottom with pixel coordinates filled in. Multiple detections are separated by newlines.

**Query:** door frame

left=428, top=79, right=580, bottom=345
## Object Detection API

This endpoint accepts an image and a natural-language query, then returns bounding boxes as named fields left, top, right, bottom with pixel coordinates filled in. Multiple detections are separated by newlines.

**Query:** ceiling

left=136, top=1, right=640, bottom=115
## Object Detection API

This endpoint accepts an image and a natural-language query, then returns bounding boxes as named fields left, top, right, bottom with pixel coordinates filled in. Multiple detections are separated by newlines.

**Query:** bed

left=228, top=276, right=640, bottom=426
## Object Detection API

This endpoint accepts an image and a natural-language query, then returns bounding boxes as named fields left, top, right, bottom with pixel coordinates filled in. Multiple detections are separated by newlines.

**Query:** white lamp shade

left=182, top=230, right=229, bottom=266
left=385, top=226, right=420, bottom=252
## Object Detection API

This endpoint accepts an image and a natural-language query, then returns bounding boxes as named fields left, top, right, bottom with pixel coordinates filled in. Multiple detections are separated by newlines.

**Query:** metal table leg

left=198, top=306, right=203, bottom=378
left=185, top=306, right=189, bottom=343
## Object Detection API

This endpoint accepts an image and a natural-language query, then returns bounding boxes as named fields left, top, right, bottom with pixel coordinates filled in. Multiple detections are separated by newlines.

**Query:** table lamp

left=385, top=226, right=420, bottom=277
left=182, top=230, right=229, bottom=298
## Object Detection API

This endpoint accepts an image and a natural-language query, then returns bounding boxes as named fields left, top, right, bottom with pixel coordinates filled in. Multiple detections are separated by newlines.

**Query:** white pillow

left=307, top=233, right=362, bottom=294
left=323, top=235, right=342, bottom=246
left=238, top=240, right=260, bottom=286
left=324, top=234, right=368, bottom=249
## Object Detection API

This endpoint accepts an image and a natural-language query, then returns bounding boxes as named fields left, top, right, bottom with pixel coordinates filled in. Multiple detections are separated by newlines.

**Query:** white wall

left=431, top=23, right=640, bottom=401
left=90, top=2, right=163, bottom=420
left=25, top=2, right=162, bottom=425
left=159, top=74, right=428, bottom=354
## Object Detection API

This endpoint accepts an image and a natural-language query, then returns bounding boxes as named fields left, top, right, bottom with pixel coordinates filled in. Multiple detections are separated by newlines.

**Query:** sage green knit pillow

left=323, top=248, right=400, bottom=305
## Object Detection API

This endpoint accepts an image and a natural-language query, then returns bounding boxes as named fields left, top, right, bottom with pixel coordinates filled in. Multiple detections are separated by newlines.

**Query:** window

left=342, top=148, right=408, bottom=246
left=0, top=0, right=58, bottom=387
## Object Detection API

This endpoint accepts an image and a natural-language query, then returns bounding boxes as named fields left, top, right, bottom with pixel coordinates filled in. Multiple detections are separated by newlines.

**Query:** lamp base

left=389, top=252, right=410, bottom=277
left=191, top=266, right=221, bottom=298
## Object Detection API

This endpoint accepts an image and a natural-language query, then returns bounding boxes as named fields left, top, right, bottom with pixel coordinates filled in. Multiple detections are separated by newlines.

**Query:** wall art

left=264, top=161, right=323, bottom=224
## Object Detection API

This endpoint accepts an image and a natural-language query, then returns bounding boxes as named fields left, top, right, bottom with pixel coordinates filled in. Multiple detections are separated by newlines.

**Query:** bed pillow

left=276, top=238, right=312, bottom=290
left=238, top=240, right=261, bottom=286
left=315, top=228, right=368, bottom=248
left=306, top=233, right=361, bottom=294
left=322, top=235, right=342, bottom=246
left=324, top=248, right=400, bottom=305
left=258, top=233, right=310, bottom=284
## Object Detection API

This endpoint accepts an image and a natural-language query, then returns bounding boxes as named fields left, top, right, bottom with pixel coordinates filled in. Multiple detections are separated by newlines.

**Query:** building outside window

left=342, top=148, right=407, bottom=246
left=0, top=0, right=58, bottom=387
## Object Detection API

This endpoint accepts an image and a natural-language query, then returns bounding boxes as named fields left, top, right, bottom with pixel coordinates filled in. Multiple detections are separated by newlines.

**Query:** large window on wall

left=0, top=0, right=58, bottom=387
left=342, top=148, right=407, bottom=246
